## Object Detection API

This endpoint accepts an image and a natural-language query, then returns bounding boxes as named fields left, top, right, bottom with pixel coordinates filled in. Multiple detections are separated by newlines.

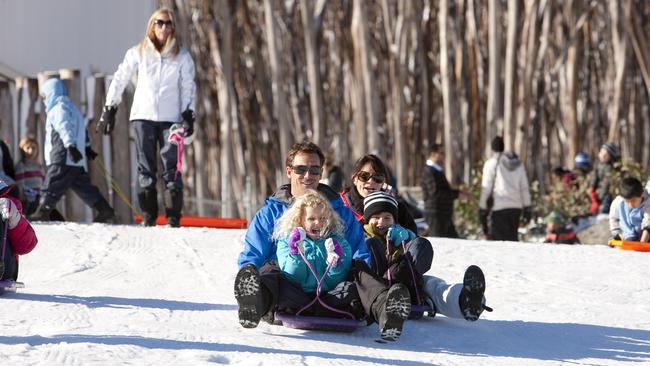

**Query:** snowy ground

left=1, top=222, right=649, bottom=365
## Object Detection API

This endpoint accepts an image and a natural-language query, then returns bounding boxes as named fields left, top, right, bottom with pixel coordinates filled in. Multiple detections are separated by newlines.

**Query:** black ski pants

left=132, top=120, right=182, bottom=193
left=257, top=260, right=388, bottom=323
left=41, top=165, right=104, bottom=208
left=490, top=208, right=522, bottom=241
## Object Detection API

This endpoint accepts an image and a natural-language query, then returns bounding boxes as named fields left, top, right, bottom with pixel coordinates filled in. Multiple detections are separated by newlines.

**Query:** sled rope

left=92, top=158, right=141, bottom=217
left=295, top=239, right=357, bottom=320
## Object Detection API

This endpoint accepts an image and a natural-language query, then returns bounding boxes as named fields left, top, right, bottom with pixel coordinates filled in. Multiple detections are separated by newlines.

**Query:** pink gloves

left=325, top=238, right=344, bottom=267
left=288, top=227, right=306, bottom=255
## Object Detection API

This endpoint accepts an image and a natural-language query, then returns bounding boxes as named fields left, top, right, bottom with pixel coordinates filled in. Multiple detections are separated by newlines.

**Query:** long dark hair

left=349, top=154, right=388, bottom=184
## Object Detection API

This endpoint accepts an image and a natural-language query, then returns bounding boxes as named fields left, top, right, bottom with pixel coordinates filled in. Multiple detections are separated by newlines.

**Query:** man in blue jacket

left=235, top=142, right=410, bottom=339
left=32, top=78, right=114, bottom=223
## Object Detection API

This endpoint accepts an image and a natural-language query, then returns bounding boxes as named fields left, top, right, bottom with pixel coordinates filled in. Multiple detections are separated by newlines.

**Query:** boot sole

left=460, top=265, right=486, bottom=321
left=234, top=265, right=261, bottom=328
left=380, top=284, right=411, bottom=341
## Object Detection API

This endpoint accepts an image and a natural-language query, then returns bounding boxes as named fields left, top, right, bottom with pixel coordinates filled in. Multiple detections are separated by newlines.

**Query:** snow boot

left=92, top=198, right=116, bottom=223
left=234, top=264, right=262, bottom=328
left=164, top=188, right=182, bottom=228
left=137, top=188, right=158, bottom=226
left=31, top=203, right=53, bottom=222
left=373, top=283, right=411, bottom=341
left=459, top=265, right=492, bottom=321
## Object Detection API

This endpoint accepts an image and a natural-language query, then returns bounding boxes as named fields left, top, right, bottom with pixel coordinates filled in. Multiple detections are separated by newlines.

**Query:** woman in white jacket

left=97, top=8, right=196, bottom=227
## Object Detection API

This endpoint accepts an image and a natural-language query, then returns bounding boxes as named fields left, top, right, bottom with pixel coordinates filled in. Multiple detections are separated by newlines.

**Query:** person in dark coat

left=589, top=143, right=619, bottom=215
left=339, top=154, right=417, bottom=234
left=421, top=144, right=464, bottom=238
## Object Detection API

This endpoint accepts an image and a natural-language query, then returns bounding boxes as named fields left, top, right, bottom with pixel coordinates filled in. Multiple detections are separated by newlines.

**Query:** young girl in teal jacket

left=274, top=189, right=351, bottom=293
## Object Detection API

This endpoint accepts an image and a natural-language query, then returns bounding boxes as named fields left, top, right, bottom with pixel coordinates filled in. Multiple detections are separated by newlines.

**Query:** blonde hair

left=273, top=189, right=344, bottom=240
left=140, top=8, right=180, bottom=55
left=19, top=136, right=39, bottom=161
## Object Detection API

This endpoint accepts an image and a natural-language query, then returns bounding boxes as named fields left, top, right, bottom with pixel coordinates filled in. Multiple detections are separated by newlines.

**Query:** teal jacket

left=277, top=233, right=351, bottom=293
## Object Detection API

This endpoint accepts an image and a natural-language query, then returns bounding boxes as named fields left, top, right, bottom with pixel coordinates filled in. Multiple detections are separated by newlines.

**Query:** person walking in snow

left=0, top=178, right=38, bottom=281
left=588, top=143, right=620, bottom=215
left=96, top=7, right=196, bottom=228
left=478, top=136, right=532, bottom=241
left=273, top=189, right=410, bottom=340
left=33, top=78, right=114, bottom=223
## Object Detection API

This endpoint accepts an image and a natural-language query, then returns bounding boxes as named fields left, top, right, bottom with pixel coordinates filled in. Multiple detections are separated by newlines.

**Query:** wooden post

left=86, top=75, right=110, bottom=213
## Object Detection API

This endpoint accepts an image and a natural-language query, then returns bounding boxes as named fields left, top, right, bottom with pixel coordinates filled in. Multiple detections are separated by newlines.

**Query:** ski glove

left=181, top=109, right=195, bottom=137
left=0, top=198, right=21, bottom=229
left=288, top=227, right=306, bottom=255
left=86, top=146, right=98, bottom=161
left=386, top=225, right=415, bottom=247
left=68, top=146, right=82, bottom=163
left=588, top=188, right=599, bottom=215
left=324, top=237, right=344, bottom=267
left=522, top=206, right=532, bottom=225
left=96, top=105, right=117, bottom=135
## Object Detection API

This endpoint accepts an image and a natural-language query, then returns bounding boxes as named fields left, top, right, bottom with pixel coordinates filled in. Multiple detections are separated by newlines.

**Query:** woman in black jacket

left=339, top=154, right=417, bottom=233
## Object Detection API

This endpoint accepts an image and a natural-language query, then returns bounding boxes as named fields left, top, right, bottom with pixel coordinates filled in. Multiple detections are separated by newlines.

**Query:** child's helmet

left=574, top=152, right=591, bottom=168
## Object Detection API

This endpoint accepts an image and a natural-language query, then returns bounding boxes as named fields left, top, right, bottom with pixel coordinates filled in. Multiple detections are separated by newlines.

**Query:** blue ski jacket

left=237, top=183, right=370, bottom=269
left=276, top=233, right=351, bottom=293
left=41, top=78, right=90, bottom=167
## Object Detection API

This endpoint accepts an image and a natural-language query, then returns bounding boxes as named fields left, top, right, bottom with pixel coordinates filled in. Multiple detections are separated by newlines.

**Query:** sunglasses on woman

left=154, top=19, right=174, bottom=28
left=357, top=171, right=385, bottom=183
left=292, top=165, right=322, bottom=176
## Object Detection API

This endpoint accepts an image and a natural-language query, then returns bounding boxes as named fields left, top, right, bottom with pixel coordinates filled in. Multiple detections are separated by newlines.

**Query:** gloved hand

left=522, top=206, right=532, bottom=225
left=479, top=208, right=489, bottom=236
left=386, top=225, right=414, bottom=247
left=68, top=146, right=82, bottom=163
left=0, top=198, right=21, bottom=229
left=86, top=146, right=98, bottom=161
left=288, top=227, right=306, bottom=255
left=324, top=237, right=344, bottom=267
left=96, top=105, right=117, bottom=135
left=181, top=109, right=195, bottom=137
left=588, top=188, right=599, bottom=215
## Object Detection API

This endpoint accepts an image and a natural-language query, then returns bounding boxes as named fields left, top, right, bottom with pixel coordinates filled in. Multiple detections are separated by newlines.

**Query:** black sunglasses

left=357, top=171, right=385, bottom=183
left=154, top=19, right=174, bottom=28
left=292, top=165, right=322, bottom=176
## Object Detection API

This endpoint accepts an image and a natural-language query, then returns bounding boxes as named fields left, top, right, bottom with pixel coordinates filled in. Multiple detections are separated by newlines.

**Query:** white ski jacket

left=105, top=38, right=195, bottom=123
left=479, top=152, right=531, bottom=211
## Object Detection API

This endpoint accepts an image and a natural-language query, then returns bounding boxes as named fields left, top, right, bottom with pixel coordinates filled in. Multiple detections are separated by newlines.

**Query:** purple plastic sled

left=0, top=280, right=24, bottom=294
left=409, top=304, right=435, bottom=320
left=275, top=312, right=366, bottom=332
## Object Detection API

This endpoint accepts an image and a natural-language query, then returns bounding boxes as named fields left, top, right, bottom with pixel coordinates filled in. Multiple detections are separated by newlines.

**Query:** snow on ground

left=1, top=222, right=649, bottom=365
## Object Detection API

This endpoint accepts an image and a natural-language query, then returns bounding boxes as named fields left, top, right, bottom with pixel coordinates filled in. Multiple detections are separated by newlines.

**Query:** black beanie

left=601, top=143, right=620, bottom=161
left=363, top=191, right=398, bottom=222
left=491, top=136, right=504, bottom=152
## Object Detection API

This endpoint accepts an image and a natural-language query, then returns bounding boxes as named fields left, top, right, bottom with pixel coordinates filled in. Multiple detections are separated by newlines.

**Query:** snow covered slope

left=1, top=222, right=648, bottom=365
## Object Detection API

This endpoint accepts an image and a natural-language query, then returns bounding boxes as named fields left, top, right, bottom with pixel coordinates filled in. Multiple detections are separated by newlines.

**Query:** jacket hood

left=41, top=78, right=67, bottom=112
left=501, top=151, right=522, bottom=171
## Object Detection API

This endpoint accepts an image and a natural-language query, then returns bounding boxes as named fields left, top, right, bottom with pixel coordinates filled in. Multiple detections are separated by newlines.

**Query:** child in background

left=0, top=178, right=38, bottom=281
left=15, top=137, right=45, bottom=217
left=543, top=211, right=580, bottom=244
left=612, top=177, right=650, bottom=242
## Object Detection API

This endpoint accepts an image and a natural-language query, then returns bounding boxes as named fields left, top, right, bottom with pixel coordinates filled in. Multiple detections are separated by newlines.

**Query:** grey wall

left=0, top=0, right=156, bottom=77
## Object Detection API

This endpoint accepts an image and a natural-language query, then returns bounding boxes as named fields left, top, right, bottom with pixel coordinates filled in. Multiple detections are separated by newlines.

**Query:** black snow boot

left=137, top=188, right=158, bottom=226
left=164, top=188, right=183, bottom=228
left=372, top=283, right=411, bottom=341
left=234, top=264, right=263, bottom=328
left=458, top=265, right=492, bottom=321
left=92, top=198, right=116, bottom=223
left=31, top=204, right=53, bottom=222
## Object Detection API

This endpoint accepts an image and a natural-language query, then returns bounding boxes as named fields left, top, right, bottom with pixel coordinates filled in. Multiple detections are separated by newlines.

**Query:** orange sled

left=133, top=215, right=247, bottom=229
left=607, top=239, right=650, bottom=253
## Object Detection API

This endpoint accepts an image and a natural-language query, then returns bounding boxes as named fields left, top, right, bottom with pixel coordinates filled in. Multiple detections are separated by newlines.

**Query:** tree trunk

left=300, top=0, right=325, bottom=146
left=503, top=0, right=518, bottom=150
left=486, top=0, right=502, bottom=148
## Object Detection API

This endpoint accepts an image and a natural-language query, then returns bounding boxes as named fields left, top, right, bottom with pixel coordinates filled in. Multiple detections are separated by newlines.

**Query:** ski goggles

left=356, top=171, right=385, bottom=184
left=291, top=165, right=322, bottom=176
